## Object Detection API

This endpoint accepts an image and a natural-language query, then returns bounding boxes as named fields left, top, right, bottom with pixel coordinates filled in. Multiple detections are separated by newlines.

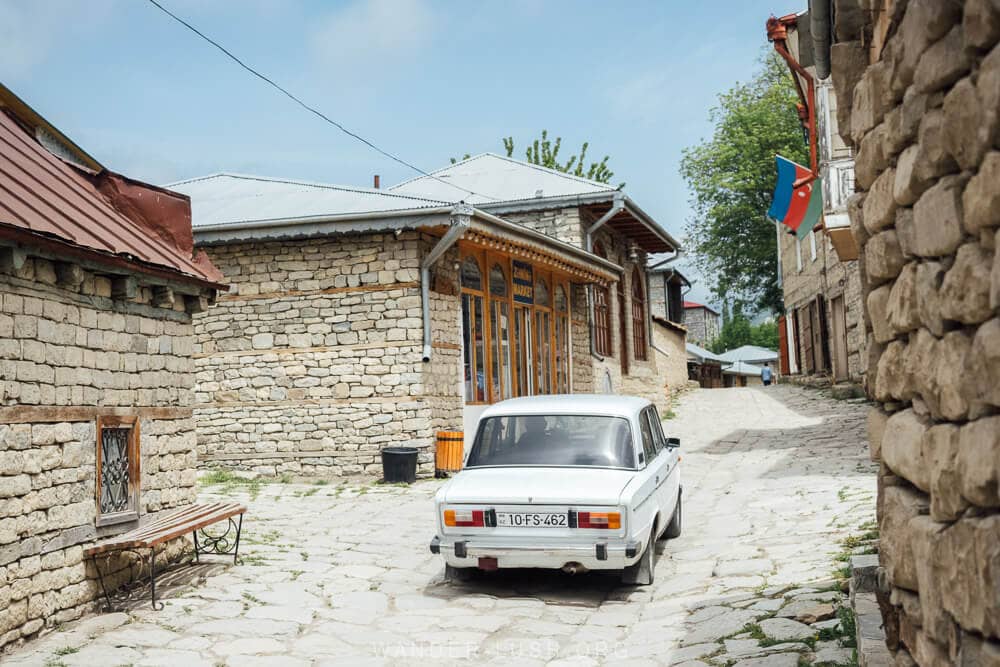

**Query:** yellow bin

left=435, top=431, right=464, bottom=477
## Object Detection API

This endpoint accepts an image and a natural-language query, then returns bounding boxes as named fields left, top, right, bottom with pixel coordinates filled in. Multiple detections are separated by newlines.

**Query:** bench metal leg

left=149, top=545, right=163, bottom=611
left=91, top=555, right=114, bottom=612
left=192, top=514, right=245, bottom=565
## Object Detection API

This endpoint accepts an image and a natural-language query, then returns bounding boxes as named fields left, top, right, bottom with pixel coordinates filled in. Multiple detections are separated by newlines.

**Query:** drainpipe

left=421, top=203, right=472, bottom=362
left=584, top=193, right=625, bottom=360
left=767, top=14, right=818, bottom=185
left=811, top=0, right=832, bottom=80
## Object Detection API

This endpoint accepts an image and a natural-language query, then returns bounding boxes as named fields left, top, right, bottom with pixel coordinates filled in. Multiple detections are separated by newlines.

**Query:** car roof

left=480, top=394, right=652, bottom=419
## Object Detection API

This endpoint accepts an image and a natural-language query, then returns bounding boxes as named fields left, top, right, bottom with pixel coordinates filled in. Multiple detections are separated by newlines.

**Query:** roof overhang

left=466, top=209, right=621, bottom=285
left=477, top=191, right=681, bottom=255
left=192, top=206, right=457, bottom=245
left=192, top=205, right=622, bottom=285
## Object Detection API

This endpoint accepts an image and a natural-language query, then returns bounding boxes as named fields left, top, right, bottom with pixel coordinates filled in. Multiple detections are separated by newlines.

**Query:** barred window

left=96, top=416, right=140, bottom=526
left=592, top=243, right=612, bottom=357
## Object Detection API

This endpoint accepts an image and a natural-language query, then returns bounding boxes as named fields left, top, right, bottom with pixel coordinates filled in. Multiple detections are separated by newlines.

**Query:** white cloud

left=309, top=0, right=437, bottom=72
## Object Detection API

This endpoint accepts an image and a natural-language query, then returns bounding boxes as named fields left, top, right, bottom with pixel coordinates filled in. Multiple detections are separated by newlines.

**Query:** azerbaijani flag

left=767, top=155, right=823, bottom=239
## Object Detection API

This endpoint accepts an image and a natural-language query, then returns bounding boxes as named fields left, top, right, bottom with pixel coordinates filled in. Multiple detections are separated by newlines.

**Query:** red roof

left=684, top=300, right=719, bottom=314
left=0, top=103, right=222, bottom=287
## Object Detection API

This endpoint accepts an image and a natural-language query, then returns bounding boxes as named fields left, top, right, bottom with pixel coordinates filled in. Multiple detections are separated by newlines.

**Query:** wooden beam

left=0, top=246, right=27, bottom=274
left=0, top=405, right=193, bottom=423
left=55, top=262, right=85, bottom=289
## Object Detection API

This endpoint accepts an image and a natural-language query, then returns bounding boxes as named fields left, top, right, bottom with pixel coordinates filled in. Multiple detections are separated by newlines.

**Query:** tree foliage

left=452, top=130, right=619, bottom=185
left=708, top=302, right=780, bottom=354
left=680, top=51, right=808, bottom=315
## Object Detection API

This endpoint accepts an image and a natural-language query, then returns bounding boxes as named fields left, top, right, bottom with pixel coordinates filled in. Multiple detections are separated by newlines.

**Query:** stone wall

left=503, top=207, right=585, bottom=249
left=651, top=319, right=690, bottom=401
left=0, top=260, right=199, bottom=651
left=779, top=230, right=867, bottom=381
left=194, top=232, right=440, bottom=477
left=681, top=306, right=719, bottom=347
left=831, top=0, right=1000, bottom=662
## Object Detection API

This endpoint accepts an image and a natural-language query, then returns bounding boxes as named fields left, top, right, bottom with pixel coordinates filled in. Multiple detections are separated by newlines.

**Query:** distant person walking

left=761, top=363, right=773, bottom=386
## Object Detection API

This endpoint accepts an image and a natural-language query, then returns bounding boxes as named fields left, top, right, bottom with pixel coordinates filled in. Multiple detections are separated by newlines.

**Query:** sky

left=1, top=0, right=789, bottom=307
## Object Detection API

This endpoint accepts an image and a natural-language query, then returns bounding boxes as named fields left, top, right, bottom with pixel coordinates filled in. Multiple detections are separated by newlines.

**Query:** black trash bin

left=381, top=447, right=418, bottom=483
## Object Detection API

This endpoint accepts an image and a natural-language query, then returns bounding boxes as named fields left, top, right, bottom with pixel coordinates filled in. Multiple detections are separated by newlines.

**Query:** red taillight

left=443, top=509, right=485, bottom=527
left=578, top=511, right=621, bottom=529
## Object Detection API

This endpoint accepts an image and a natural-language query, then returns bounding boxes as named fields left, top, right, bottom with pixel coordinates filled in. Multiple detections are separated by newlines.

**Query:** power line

left=145, top=0, right=497, bottom=202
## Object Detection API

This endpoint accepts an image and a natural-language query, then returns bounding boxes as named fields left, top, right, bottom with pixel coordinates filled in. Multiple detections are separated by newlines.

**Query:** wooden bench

left=85, top=502, right=246, bottom=610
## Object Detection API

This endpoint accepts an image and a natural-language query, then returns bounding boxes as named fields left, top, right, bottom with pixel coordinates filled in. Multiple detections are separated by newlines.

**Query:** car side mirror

left=667, top=437, right=680, bottom=448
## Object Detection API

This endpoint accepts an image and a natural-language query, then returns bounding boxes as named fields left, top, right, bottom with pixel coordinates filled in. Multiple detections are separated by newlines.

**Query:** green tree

left=680, top=51, right=808, bottom=315
left=452, top=130, right=619, bottom=185
left=709, top=302, right=753, bottom=353
left=709, top=301, right=780, bottom=353
left=749, top=319, right=779, bottom=349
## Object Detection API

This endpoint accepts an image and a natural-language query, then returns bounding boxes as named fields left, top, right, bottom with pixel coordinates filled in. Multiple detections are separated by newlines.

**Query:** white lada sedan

left=429, top=395, right=681, bottom=585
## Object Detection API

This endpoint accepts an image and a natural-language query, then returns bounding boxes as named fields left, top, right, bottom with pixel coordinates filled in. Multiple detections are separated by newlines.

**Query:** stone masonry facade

left=780, top=231, right=867, bottom=381
left=681, top=306, right=719, bottom=347
left=832, top=0, right=1000, bottom=663
left=0, top=257, right=200, bottom=651
left=194, top=232, right=449, bottom=478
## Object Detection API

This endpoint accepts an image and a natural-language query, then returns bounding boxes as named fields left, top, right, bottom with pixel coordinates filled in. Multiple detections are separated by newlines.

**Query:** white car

left=429, top=395, right=681, bottom=585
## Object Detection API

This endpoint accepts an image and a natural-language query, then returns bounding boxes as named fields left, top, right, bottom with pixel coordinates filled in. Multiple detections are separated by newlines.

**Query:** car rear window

left=466, top=415, right=635, bottom=469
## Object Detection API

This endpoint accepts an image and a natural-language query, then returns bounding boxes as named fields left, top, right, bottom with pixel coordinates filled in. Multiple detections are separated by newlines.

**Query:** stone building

left=772, top=12, right=866, bottom=384
left=825, top=0, right=1000, bottom=663
left=0, top=84, right=222, bottom=649
left=681, top=301, right=719, bottom=346
left=647, top=265, right=692, bottom=397
left=173, top=154, right=682, bottom=477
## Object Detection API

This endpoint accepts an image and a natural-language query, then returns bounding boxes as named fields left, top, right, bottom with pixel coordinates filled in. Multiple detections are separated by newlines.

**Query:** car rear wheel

left=621, top=528, right=656, bottom=585
left=445, top=564, right=476, bottom=582
left=664, top=490, right=682, bottom=539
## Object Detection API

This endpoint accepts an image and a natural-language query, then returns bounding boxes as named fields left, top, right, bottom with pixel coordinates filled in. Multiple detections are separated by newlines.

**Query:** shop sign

left=513, top=260, right=533, bottom=305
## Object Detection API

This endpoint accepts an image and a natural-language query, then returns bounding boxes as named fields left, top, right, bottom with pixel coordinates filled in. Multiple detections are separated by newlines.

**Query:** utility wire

left=146, top=0, right=498, bottom=201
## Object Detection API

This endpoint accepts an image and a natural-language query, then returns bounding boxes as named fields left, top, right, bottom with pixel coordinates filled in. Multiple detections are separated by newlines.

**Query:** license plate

left=497, top=512, right=567, bottom=528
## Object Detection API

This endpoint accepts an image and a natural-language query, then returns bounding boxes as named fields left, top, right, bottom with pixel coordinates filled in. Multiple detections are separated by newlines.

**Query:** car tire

left=445, top=564, right=476, bottom=582
left=621, top=528, right=656, bottom=585
left=664, top=490, right=682, bottom=539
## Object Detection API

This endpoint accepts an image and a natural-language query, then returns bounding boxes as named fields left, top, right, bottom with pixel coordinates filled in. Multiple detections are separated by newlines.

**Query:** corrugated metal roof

left=389, top=153, right=616, bottom=204
left=686, top=342, right=726, bottom=363
left=718, top=345, right=779, bottom=364
left=722, top=360, right=767, bottom=376
left=0, top=109, right=219, bottom=285
left=168, top=173, right=450, bottom=229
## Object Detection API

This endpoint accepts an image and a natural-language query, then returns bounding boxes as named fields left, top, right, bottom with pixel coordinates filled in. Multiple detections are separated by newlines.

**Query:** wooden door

left=799, top=306, right=814, bottom=374
left=831, top=296, right=849, bottom=380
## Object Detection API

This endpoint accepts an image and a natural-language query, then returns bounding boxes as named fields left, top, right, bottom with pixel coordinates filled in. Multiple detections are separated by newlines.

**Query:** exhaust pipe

left=561, top=562, right=589, bottom=575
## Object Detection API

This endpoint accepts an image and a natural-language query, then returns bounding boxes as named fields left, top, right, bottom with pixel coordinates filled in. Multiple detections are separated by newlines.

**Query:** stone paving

left=4, top=385, right=876, bottom=666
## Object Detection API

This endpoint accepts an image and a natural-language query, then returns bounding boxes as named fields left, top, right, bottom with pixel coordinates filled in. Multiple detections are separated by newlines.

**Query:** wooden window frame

left=632, top=267, right=648, bottom=361
left=592, top=242, right=613, bottom=357
left=460, top=245, right=575, bottom=404
left=460, top=252, right=489, bottom=405
left=95, top=415, right=141, bottom=527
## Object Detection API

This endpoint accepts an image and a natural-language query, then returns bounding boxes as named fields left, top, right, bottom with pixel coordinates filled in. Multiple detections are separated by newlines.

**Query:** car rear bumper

left=430, top=535, right=641, bottom=570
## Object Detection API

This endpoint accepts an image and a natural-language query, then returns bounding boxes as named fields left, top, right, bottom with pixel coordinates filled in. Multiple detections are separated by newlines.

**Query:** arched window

left=632, top=267, right=648, bottom=361
left=592, top=243, right=612, bottom=357
left=461, top=256, right=482, bottom=291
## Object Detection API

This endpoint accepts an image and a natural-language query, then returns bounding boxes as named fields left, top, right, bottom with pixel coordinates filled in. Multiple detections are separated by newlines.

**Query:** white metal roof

left=480, top=394, right=651, bottom=419
left=722, top=360, right=768, bottom=376
left=389, top=153, right=617, bottom=205
left=686, top=342, right=726, bottom=363
left=717, top=345, right=779, bottom=364
left=167, top=173, right=449, bottom=229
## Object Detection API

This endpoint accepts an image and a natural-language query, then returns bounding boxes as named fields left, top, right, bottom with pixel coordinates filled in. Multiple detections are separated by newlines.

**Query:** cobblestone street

left=5, top=385, right=877, bottom=666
